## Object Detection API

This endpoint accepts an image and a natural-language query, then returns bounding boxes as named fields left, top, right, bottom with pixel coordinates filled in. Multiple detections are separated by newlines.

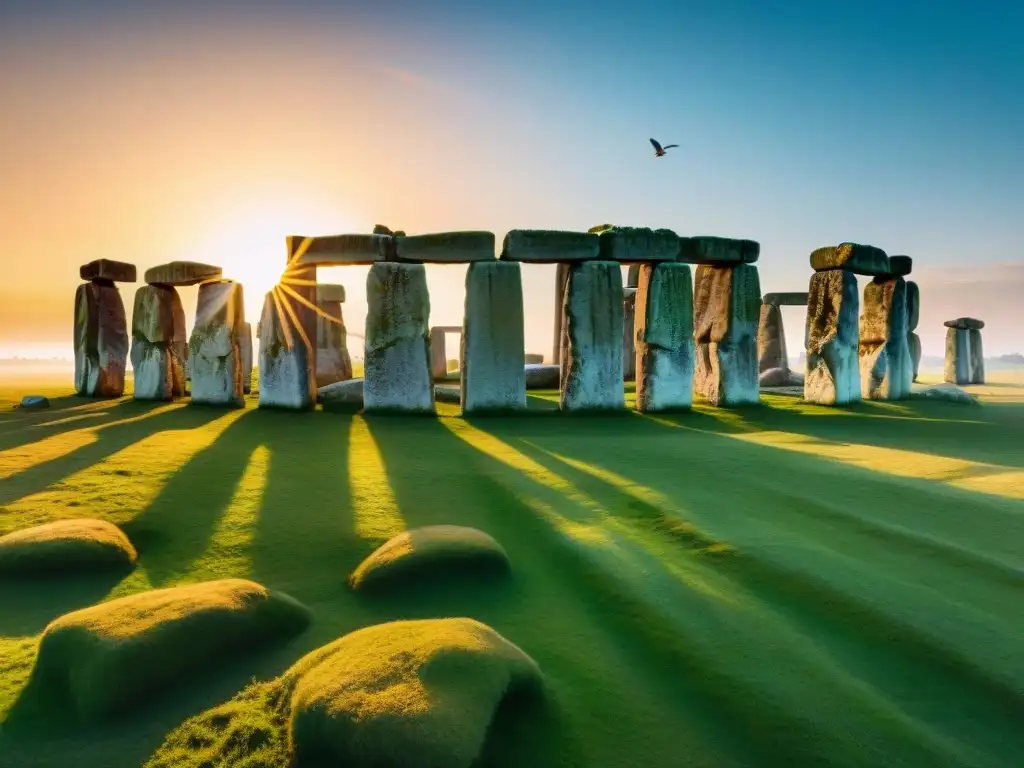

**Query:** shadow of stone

left=0, top=398, right=168, bottom=453
left=0, top=568, right=131, bottom=637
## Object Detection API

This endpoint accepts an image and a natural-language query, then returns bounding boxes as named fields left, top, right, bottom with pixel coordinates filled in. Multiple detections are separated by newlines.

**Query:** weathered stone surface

left=524, top=353, right=544, bottom=364
left=693, top=264, right=760, bottom=406
left=635, top=263, right=694, bottom=412
left=906, top=280, right=920, bottom=331
left=74, top=282, right=129, bottom=397
left=810, top=243, right=890, bottom=276
left=757, top=303, right=788, bottom=374
left=434, top=384, right=462, bottom=404
left=130, top=285, right=186, bottom=401
left=319, top=378, right=364, bottom=412
left=240, top=322, right=253, bottom=395
left=259, top=291, right=316, bottom=410
left=364, top=263, right=434, bottom=414
left=189, top=280, right=245, bottom=407
left=560, top=262, right=625, bottom=411
left=315, top=284, right=346, bottom=303
left=968, top=328, right=985, bottom=384
left=316, top=300, right=353, bottom=388
left=761, top=292, right=808, bottom=306
left=595, top=227, right=679, bottom=262
left=144, top=261, right=222, bottom=287
left=626, top=264, right=641, bottom=288
left=462, top=261, right=527, bottom=414
left=623, top=289, right=637, bottom=381
left=678, top=236, right=760, bottom=266
left=859, top=277, right=912, bottom=400
left=19, top=395, right=49, bottom=409
left=908, top=332, right=922, bottom=382
left=395, top=231, right=496, bottom=263
left=887, top=255, right=913, bottom=276
left=804, top=269, right=860, bottom=405
left=552, top=264, right=570, bottom=365
left=525, top=364, right=560, bottom=389
left=944, top=317, right=985, bottom=330
left=944, top=327, right=972, bottom=385
left=80, top=259, right=136, bottom=283
left=429, top=326, right=461, bottom=381
left=287, top=233, right=393, bottom=266
left=500, top=229, right=599, bottom=263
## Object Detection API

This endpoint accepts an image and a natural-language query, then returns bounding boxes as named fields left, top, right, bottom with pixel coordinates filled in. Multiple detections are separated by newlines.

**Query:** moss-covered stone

left=809, top=243, right=890, bottom=276
left=0, top=519, right=136, bottom=575
left=635, top=263, right=694, bottom=412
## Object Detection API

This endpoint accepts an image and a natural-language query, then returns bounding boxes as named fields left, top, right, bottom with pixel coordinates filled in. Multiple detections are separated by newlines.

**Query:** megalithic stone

left=430, top=328, right=449, bottom=381
left=461, top=261, right=527, bottom=414
left=944, top=327, right=972, bottom=385
left=552, top=263, right=570, bottom=366
left=363, top=262, right=435, bottom=415
left=560, top=261, right=625, bottom=412
left=74, top=281, right=129, bottom=397
left=635, top=262, right=694, bottom=412
left=859, top=276, right=911, bottom=400
left=189, top=280, right=245, bottom=408
left=130, top=284, right=186, bottom=401
left=906, top=280, right=920, bottom=382
left=258, top=289, right=316, bottom=410
left=316, top=299, right=353, bottom=387
left=908, top=332, right=922, bottom=382
left=757, top=303, right=788, bottom=374
left=968, top=328, right=985, bottom=384
left=693, top=263, right=761, bottom=406
left=623, top=288, right=637, bottom=381
left=285, top=236, right=319, bottom=385
left=240, top=322, right=253, bottom=394
left=805, top=270, right=860, bottom=405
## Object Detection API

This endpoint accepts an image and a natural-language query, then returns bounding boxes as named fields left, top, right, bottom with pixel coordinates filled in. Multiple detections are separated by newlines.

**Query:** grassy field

left=1, top=370, right=1023, bottom=767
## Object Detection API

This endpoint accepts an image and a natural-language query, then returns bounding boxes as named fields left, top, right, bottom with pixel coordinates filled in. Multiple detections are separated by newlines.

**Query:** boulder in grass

left=18, top=395, right=50, bottom=409
left=0, top=519, right=136, bottom=575
left=524, top=363, right=560, bottom=389
left=349, top=525, right=509, bottom=592
left=911, top=384, right=981, bottom=405
left=26, top=578, right=310, bottom=722
left=286, top=618, right=542, bottom=768
left=434, top=385, right=462, bottom=404
left=319, top=378, right=364, bottom=412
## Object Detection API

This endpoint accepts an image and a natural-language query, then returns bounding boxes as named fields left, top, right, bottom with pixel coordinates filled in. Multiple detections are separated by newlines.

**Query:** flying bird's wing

left=662, top=144, right=679, bottom=149
left=649, top=138, right=663, bottom=152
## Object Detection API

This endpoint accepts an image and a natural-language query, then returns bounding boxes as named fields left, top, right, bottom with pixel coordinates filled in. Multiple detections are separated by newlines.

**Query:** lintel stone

left=286, top=234, right=393, bottom=266
left=144, top=261, right=222, bottom=287
left=500, top=230, right=599, bottom=263
left=678, top=236, right=760, bottom=266
left=944, top=317, right=984, bottom=330
left=810, top=243, right=890, bottom=276
left=80, top=259, right=137, bottom=283
left=761, top=291, right=808, bottom=306
left=595, top=226, right=679, bottom=262
left=394, top=231, right=496, bottom=263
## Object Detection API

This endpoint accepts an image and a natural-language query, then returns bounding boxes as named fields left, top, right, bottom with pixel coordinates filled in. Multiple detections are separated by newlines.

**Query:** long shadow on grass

left=0, top=402, right=222, bottom=509
left=0, top=569, right=131, bottom=636
left=0, top=396, right=139, bottom=452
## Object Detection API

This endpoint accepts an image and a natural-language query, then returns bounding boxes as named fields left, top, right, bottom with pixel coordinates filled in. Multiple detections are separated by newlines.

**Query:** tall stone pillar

left=969, top=328, right=985, bottom=384
left=635, top=262, right=694, bottom=412
left=859, top=275, right=911, bottom=400
left=623, top=288, right=637, bottom=381
left=188, top=279, right=245, bottom=408
left=906, top=280, right=921, bottom=382
left=75, top=260, right=135, bottom=397
left=315, top=284, right=353, bottom=388
left=130, top=285, right=187, bottom=401
left=943, top=317, right=984, bottom=385
left=552, top=263, right=570, bottom=366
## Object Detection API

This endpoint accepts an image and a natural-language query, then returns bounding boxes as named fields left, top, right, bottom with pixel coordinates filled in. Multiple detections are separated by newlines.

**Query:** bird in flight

left=649, top=138, right=679, bottom=157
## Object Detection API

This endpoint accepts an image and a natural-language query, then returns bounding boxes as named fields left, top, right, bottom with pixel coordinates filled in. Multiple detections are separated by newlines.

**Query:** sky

left=1, top=0, right=1021, bottom=361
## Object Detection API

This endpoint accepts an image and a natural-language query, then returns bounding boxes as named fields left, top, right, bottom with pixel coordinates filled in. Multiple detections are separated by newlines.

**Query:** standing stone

left=623, top=288, right=637, bottom=381
left=429, top=327, right=461, bottom=381
left=906, top=280, right=921, bottom=381
left=188, top=280, right=245, bottom=408
left=859, top=276, right=911, bottom=400
left=552, top=263, right=570, bottom=366
left=693, top=264, right=760, bottom=406
left=968, top=329, right=985, bottom=384
left=635, top=263, right=694, bottom=412
left=757, top=303, right=788, bottom=374
left=129, top=285, right=186, bottom=401
left=560, top=262, right=625, bottom=412
left=805, top=270, right=860, bottom=405
left=259, top=290, right=315, bottom=410
left=285, top=236, right=320, bottom=386
left=240, top=322, right=253, bottom=395
left=74, top=282, right=129, bottom=397
left=908, top=333, right=922, bottom=383
left=944, top=327, right=972, bottom=385
left=316, top=298, right=353, bottom=388
left=364, top=263, right=434, bottom=414
left=461, top=262, right=527, bottom=414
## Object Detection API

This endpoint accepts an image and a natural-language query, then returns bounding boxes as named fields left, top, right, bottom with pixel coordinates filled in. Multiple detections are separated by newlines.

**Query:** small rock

left=19, top=395, right=50, bottom=409
left=525, top=363, right=560, bottom=389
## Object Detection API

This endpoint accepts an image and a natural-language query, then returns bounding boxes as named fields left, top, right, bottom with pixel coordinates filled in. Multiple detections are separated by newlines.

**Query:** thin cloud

left=380, top=66, right=460, bottom=98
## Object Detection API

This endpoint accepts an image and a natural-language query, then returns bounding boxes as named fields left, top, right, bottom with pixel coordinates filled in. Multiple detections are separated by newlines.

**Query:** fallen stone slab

left=462, top=261, right=526, bottom=414
left=0, top=518, right=136, bottom=575
left=189, top=280, right=245, bottom=407
left=395, top=231, right=496, bottom=263
left=259, top=290, right=316, bottom=410
left=500, top=229, right=599, bottom=263
left=363, top=262, right=435, bottom=414
left=757, top=303, right=788, bottom=374
left=144, top=261, right=222, bottom=287
left=315, top=284, right=346, bottom=303
left=968, top=328, right=985, bottom=384
left=635, top=263, right=694, bottom=412
left=286, top=233, right=393, bottom=266
left=859, top=276, right=912, bottom=400
left=761, top=291, right=808, bottom=306
left=805, top=269, right=860, bottom=405
left=560, top=261, right=625, bottom=411
left=18, top=395, right=49, bottom=409
left=74, top=281, right=129, bottom=397
left=79, top=259, right=136, bottom=283
left=760, top=367, right=804, bottom=388
left=693, top=263, right=760, bottom=406
left=810, top=243, right=890, bottom=276
left=525, top=363, right=560, bottom=389
left=130, top=284, right=187, bottom=401
left=679, top=236, right=760, bottom=266
left=319, top=377, right=364, bottom=412
left=944, top=317, right=985, bottom=330
left=887, top=255, right=913, bottom=276
left=240, top=321, right=253, bottom=394
left=911, top=383, right=980, bottom=405
left=595, top=226, right=679, bottom=262
left=906, top=280, right=920, bottom=331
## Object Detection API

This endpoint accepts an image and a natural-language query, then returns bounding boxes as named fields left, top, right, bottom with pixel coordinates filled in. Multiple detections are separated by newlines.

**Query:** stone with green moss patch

left=810, top=243, right=889, bottom=276
left=595, top=226, right=679, bottom=262
left=0, top=518, right=136, bottom=575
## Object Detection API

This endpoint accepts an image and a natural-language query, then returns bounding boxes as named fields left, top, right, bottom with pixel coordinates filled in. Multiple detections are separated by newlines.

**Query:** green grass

left=0, top=370, right=1023, bottom=766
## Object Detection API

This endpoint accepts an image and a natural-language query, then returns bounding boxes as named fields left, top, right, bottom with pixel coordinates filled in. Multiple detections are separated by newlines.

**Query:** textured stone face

left=634, top=263, right=694, bottom=412
left=595, top=227, right=679, bottom=262
left=622, top=289, right=637, bottom=381
left=429, top=327, right=457, bottom=381
left=968, top=328, right=985, bottom=384
left=692, top=264, right=760, bottom=406
left=129, top=285, right=186, bottom=401
left=810, top=243, right=890, bottom=276
left=80, top=259, right=136, bottom=283
left=626, top=264, right=641, bottom=288
left=757, top=303, right=788, bottom=374
left=395, top=231, right=496, bottom=263
left=525, top=364, right=560, bottom=389
left=363, top=263, right=434, bottom=414
left=944, top=327, right=972, bottom=385
left=859, top=276, right=912, bottom=400
left=761, top=292, right=808, bottom=307
left=944, top=317, right=985, bottom=330
left=560, top=261, right=625, bottom=411
left=552, top=263, right=570, bottom=365
left=905, top=281, right=920, bottom=332
left=144, top=261, right=222, bottom=286
left=500, top=230, right=599, bottom=263
left=887, top=255, right=913, bottom=276
left=315, top=300, right=353, bottom=388
left=258, top=291, right=316, bottom=410
left=287, top=234, right=393, bottom=266
left=908, top=332, right=922, bottom=382
left=74, top=282, right=129, bottom=397
left=804, top=269, right=860, bottom=405
left=240, top=322, right=253, bottom=395
left=461, top=261, right=527, bottom=414
left=678, top=236, right=760, bottom=265
left=188, top=280, right=245, bottom=407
